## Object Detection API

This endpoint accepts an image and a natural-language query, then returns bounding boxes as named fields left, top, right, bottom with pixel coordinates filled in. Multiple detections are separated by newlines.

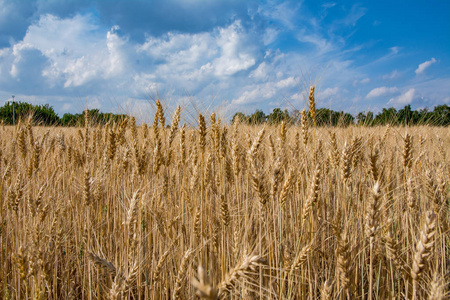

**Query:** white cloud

left=22, top=14, right=100, bottom=57
left=232, top=80, right=286, bottom=105
left=388, top=88, right=415, bottom=106
left=0, top=48, right=8, bottom=57
left=137, top=20, right=258, bottom=82
left=258, top=1, right=300, bottom=31
left=0, top=3, right=392, bottom=117
left=62, top=25, right=127, bottom=87
left=353, top=78, right=370, bottom=85
left=105, top=26, right=126, bottom=76
left=263, top=28, right=279, bottom=45
left=131, top=73, right=158, bottom=96
left=320, top=87, right=339, bottom=98
left=232, top=84, right=273, bottom=105
left=1, top=2, right=446, bottom=119
left=366, top=86, right=399, bottom=98
left=213, top=21, right=257, bottom=76
left=10, top=43, right=31, bottom=78
left=61, top=103, right=72, bottom=112
left=249, top=62, right=269, bottom=80
left=341, top=4, right=367, bottom=26
left=275, top=76, right=296, bottom=88
left=9, top=42, right=48, bottom=89
left=362, top=47, right=401, bottom=68
left=400, top=78, right=450, bottom=107
left=290, top=91, right=306, bottom=102
left=390, top=47, right=400, bottom=55
left=9, top=14, right=130, bottom=90
left=415, top=58, right=436, bottom=75
left=382, top=70, right=400, bottom=80
left=296, top=31, right=334, bottom=53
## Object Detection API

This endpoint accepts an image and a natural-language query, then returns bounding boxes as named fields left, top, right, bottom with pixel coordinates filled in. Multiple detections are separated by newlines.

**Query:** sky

left=0, top=0, right=449, bottom=121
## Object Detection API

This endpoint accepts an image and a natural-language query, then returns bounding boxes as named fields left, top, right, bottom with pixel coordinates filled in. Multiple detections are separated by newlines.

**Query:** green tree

left=248, top=110, right=266, bottom=125
left=397, top=105, right=413, bottom=125
left=374, top=107, right=397, bottom=125
left=0, top=101, right=59, bottom=125
left=60, top=113, right=82, bottom=126
left=337, top=112, right=354, bottom=127
left=231, top=112, right=248, bottom=124
left=267, top=108, right=290, bottom=124
left=356, top=111, right=374, bottom=126
left=315, top=108, right=332, bottom=126
left=432, top=104, right=449, bottom=126
left=314, top=108, right=354, bottom=127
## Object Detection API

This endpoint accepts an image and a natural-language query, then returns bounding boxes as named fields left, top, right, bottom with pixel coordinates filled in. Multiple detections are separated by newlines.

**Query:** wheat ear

left=217, top=254, right=265, bottom=298
left=173, top=248, right=194, bottom=299
left=411, top=211, right=436, bottom=300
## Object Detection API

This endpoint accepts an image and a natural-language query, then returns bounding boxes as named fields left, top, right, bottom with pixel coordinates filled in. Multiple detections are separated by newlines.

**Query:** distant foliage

left=267, top=108, right=290, bottom=125
left=1, top=101, right=448, bottom=127
left=0, top=102, right=127, bottom=126
left=60, top=109, right=127, bottom=126
left=233, top=104, right=450, bottom=126
left=360, top=105, right=450, bottom=126
left=0, top=101, right=59, bottom=125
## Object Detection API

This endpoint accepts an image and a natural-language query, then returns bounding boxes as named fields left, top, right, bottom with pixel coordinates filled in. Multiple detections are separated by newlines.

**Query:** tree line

left=0, top=101, right=448, bottom=126
left=232, top=104, right=450, bottom=126
left=0, top=101, right=127, bottom=126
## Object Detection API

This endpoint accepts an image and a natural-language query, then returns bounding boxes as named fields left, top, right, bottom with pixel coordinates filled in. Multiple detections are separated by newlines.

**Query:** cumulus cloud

left=415, top=58, right=436, bottom=75
left=400, top=78, right=450, bottom=108
left=366, top=86, right=399, bottom=98
left=7, top=14, right=130, bottom=92
left=249, top=62, right=269, bottom=80
left=388, top=88, right=415, bottom=106
left=134, top=19, right=261, bottom=96
left=0, top=2, right=371, bottom=115
left=0, top=13, right=266, bottom=111
left=232, top=77, right=294, bottom=106
left=213, top=21, right=257, bottom=76
left=0, top=0, right=255, bottom=46
left=6, top=43, right=49, bottom=94
left=0, top=1, right=447, bottom=118
left=320, top=87, right=339, bottom=98
left=275, top=76, right=296, bottom=88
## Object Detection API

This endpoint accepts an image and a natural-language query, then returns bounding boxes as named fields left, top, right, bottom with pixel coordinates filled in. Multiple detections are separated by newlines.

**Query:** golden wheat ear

left=217, top=254, right=266, bottom=298
left=411, top=211, right=437, bottom=300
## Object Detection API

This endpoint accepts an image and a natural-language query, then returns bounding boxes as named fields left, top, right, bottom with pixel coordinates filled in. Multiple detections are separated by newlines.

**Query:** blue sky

left=0, top=0, right=448, bottom=120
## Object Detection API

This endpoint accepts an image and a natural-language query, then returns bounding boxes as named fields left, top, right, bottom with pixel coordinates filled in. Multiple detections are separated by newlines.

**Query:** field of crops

left=0, top=102, right=448, bottom=299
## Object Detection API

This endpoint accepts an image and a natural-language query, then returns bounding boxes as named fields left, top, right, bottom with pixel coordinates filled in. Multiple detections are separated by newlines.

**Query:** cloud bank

left=0, top=1, right=447, bottom=118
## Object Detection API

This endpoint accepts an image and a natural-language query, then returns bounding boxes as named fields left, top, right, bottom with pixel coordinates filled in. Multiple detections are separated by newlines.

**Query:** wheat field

left=0, top=102, right=448, bottom=299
